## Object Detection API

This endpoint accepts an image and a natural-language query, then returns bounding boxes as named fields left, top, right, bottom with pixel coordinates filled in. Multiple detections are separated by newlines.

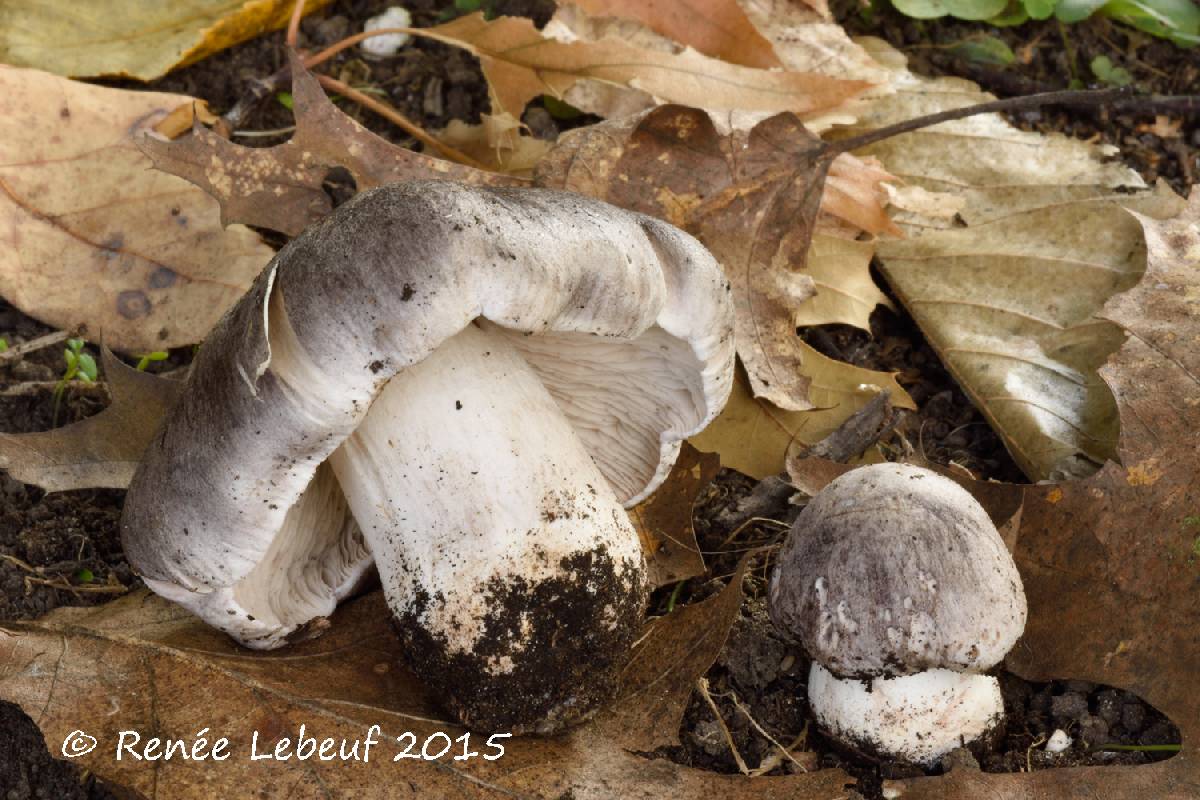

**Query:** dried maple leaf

left=0, top=351, right=182, bottom=492
left=792, top=191, right=1200, bottom=800
left=142, top=55, right=518, bottom=237
left=0, top=563, right=855, bottom=799
left=0, top=0, right=328, bottom=80
left=539, top=104, right=903, bottom=412
left=0, top=65, right=274, bottom=352
left=419, top=11, right=871, bottom=122
left=571, top=0, right=784, bottom=69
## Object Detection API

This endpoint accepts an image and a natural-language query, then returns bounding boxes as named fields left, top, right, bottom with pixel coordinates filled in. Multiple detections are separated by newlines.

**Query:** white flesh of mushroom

left=807, top=662, right=1003, bottom=766
left=328, top=321, right=645, bottom=671
left=144, top=463, right=372, bottom=648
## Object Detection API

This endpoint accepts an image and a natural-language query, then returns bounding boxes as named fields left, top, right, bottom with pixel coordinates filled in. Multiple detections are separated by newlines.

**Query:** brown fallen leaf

left=0, top=0, right=328, bottom=80
left=0, top=65, right=274, bottom=352
left=142, top=54, right=518, bottom=237
left=539, top=104, right=901, bottom=412
left=630, top=443, right=721, bottom=588
left=841, top=39, right=1183, bottom=480
left=0, top=566, right=854, bottom=798
left=419, top=12, right=871, bottom=122
left=571, top=0, right=784, bottom=69
left=793, top=191, right=1200, bottom=800
left=0, top=351, right=182, bottom=492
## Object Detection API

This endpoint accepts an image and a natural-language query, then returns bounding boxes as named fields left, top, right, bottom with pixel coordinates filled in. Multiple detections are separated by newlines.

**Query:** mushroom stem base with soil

left=329, top=321, right=648, bottom=734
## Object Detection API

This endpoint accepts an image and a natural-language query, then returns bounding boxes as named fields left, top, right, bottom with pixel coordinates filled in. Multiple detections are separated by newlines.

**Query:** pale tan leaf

left=690, top=363, right=912, bottom=480
left=841, top=40, right=1186, bottom=480
left=422, top=12, right=871, bottom=121
left=438, top=115, right=553, bottom=178
left=0, top=65, right=274, bottom=352
left=794, top=233, right=892, bottom=330
left=570, top=0, right=783, bottom=68
left=0, top=351, right=182, bottom=492
left=737, top=0, right=888, bottom=82
left=0, top=0, right=329, bottom=81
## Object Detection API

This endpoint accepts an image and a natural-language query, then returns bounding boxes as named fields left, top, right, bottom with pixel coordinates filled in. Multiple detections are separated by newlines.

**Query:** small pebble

left=1045, top=729, right=1072, bottom=754
left=361, top=7, right=413, bottom=59
left=1079, top=715, right=1110, bottom=748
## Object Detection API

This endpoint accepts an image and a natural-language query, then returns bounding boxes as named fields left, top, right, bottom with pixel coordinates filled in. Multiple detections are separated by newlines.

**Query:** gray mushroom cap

left=120, top=180, right=735, bottom=731
left=768, top=463, right=1026, bottom=679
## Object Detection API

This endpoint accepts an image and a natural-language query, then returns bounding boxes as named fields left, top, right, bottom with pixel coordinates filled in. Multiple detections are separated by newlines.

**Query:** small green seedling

left=890, top=0, right=1199, bottom=45
left=276, top=91, right=294, bottom=110
left=542, top=95, right=584, bottom=120
left=439, top=0, right=500, bottom=21
left=75, top=568, right=95, bottom=584
left=1090, top=55, right=1134, bottom=86
left=0, top=337, right=8, bottom=353
left=52, top=338, right=98, bottom=426
left=135, top=351, right=169, bottom=371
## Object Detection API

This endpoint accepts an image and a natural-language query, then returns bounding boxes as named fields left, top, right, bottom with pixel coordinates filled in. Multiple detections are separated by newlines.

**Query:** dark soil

left=0, top=0, right=1189, bottom=797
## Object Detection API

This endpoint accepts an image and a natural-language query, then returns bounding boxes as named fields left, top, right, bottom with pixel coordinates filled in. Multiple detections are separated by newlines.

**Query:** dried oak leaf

left=0, top=350, right=182, bottom=492
left=570, top=0, right=784, bottom=69
left=0, top=0, right=328, bottom=81
left=0, top=564, right=854, bottom=799
left=142, top=54, right=518, bottom=237
left=630, top=442, right=721, bottom=588
left=420, top=11, right=870, bottom=122
left=538, top=104, right=908, bottom=413
left=794, top=192, right=1200, bottom=800
left=0, top=65, right=274, bottom=351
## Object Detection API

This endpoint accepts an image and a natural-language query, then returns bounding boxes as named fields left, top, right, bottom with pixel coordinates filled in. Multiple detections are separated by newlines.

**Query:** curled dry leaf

left=791, top=191, right=1200, bottom=800
left=438, top=115, right=553, bottom=178
left=142, top=54, right=518, bottom=237
left=0, top=565, right=854, bottom=799
left=0, top=351, right=182, bottom=492
left=629, top=443, right=721, bottom=588
left=539, top=104, right=904, bottom=412
left=840, top=39, right=1181, bottom=480
left=690, top=366, right=909, bottom=480
left=0, top=65, right=274, bottom=351
left=0, top=0, right=328, bottom=80
left=421, top=11, right=870, bottom=122
left=570, top=0, right=784, bottom=69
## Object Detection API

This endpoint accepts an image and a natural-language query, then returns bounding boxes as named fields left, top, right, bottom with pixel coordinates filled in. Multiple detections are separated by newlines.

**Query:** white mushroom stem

left=807, top=663, right=1003, bottom=766
left=328, top=321, right=646, bottom=730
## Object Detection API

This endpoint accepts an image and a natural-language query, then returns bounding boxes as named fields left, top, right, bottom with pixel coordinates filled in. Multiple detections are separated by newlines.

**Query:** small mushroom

left=768, top=462, right=1026, bottom=765
left=121, top=181, right=734, bottom=733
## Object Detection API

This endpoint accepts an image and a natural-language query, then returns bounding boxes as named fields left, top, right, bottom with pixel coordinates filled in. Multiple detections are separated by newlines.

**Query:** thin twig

left=232, top=126, right=298, bottom=138
left=726, top=692, right=810, bottom=775
left=315, top=74, right=488, bottom=168
left=828, top=88, right=1134, bottom=155
left=697, top=677, right=749, bottom=775
left=0, top=331, right=69, bottom=363
left=285, top=0, right=306, bottom=50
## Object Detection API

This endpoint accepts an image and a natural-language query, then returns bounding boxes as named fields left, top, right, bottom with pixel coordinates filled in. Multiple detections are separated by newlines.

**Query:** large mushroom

left=120, top=181, right=734, bottom=733
left=768, top=463, right=1027, bottom=765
